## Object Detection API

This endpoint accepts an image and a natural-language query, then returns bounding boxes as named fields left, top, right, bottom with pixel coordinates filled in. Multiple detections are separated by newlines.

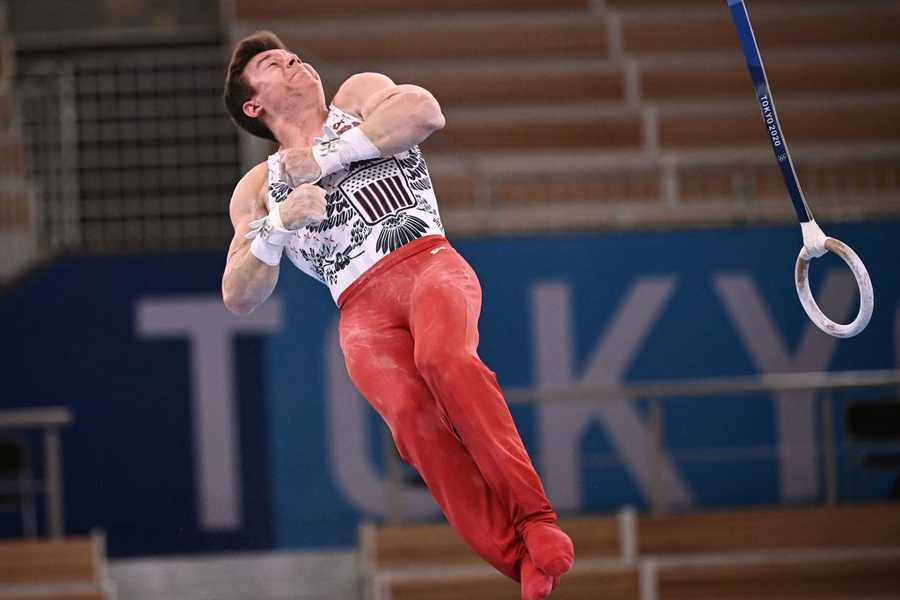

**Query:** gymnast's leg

left=339, top=304, right=526, bottom=581
left=408, top=244, right=575, bottom=579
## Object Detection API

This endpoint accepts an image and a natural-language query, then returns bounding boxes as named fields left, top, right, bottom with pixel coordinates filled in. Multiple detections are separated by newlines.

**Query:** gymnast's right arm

left=222, top=163, right=279, bottom=316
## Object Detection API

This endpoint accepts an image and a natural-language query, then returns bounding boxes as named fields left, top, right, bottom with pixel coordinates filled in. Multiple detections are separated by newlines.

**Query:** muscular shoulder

left=229, top=161, right=268, bottom=222
left=332, top=72, right=395, bottom=119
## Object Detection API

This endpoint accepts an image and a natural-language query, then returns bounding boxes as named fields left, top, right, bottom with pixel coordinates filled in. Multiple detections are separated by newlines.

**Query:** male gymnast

left=221, top=31, right=574, bottom=600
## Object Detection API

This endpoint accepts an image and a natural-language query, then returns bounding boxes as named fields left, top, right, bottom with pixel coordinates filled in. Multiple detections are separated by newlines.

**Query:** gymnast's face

left=241, top=48, right=324, bottom=121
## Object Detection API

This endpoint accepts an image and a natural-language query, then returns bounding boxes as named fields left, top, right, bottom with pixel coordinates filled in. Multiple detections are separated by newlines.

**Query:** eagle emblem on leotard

left=376, top=213, right=429, bottom=254
left=398, top=147, right=432, bottom=193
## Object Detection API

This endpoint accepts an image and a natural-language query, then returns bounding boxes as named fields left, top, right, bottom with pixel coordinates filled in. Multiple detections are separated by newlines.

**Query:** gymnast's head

left=224, top=30, right=325, bottom=142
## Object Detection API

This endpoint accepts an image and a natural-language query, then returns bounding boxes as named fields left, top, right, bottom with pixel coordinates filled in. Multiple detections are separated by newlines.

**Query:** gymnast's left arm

left=280, top=73, right=445, bottom=184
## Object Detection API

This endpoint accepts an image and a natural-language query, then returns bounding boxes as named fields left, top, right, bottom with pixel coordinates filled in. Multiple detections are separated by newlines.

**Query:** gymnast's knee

left=414, top=345, right=482, bottom=385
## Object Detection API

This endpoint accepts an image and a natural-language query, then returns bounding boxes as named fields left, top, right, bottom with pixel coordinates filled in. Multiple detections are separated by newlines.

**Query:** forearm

left=222, top=246, right=279, bottom=316
left=358, top=89, right=445, bottom=156
left=289, top=81, right=447, bottom=184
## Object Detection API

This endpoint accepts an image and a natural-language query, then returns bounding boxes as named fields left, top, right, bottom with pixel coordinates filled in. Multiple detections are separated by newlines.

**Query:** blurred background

left=1, top=0, right=899, bottom=598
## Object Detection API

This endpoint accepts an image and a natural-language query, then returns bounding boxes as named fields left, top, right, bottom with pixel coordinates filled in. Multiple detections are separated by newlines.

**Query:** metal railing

left=381, top=369, right=900, bottom=522
left=14, top=34, right=241, bottom=257
left=0, top=406, right=73, bottom=538
left=506, top=369, right=900, bottom=512
left=16, top=61, right=80, bottom=255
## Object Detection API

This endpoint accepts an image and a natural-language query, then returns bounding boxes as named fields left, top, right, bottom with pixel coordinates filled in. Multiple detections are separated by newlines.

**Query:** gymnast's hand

left=279, top=183, right=326, bottom=230
left=279, top=146, right=321, bottom=187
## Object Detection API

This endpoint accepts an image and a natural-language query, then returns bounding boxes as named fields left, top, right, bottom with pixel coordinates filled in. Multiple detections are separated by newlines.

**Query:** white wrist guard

left=245, top=203, right=295, bottom=266
left=249, top=236, right=284, bottom=266
left=312, top=126, right=381, bottom=181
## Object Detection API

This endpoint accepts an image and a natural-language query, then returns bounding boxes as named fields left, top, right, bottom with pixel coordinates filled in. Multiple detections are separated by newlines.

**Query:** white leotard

left=265, top=105, right=445, bottom=303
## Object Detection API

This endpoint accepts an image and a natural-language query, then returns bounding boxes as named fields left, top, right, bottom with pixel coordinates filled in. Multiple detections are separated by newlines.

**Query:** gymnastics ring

left=728, top=0, right=875, bottom=338
left=795, top=237, right=874, bottom=338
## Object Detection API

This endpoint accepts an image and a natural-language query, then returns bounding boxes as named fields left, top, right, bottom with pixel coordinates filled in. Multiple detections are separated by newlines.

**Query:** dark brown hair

left=223, top=30, right=287, bottom=141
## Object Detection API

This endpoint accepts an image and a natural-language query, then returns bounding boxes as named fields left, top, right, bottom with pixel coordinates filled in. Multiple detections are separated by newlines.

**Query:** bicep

left=332, top=72, right=397, bottom=119
left=360, top=84, right=440, bottom=123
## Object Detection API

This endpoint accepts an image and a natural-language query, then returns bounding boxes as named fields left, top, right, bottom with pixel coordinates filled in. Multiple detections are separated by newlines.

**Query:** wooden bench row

left=364, top=514, right=625, bottom=571
left=319, top=54, right=900, bottom=111
left=0, top=93, right=11, bottom=129
left=607, top=0, right=886, bottom=9
left=363, top=503, right=900, bottom=570
left=232, top=0, right=884, bottom=20
left=640, top=503, right=900, bottom=554
left=235, top=0, right=589, bottom=19
left=427, top=110, right=642, bottom=153
left=622, top=9, right=900, bottom=54
left=280, top=18, right=610, bottom=64
left=658, top=101, right=900, bottom=148
left=428, top=149, right=900, bottom=211
left=0, top=188, right=31, bottom=229
left=655, top=553, right=900, bottom=600
left=0, top=42, right=11, bottom=85
left=418, top=97, right=900, bottom=154
left=0, top=532, right=114, bottom=600
left=264, top=8, right=898, bottom=64
left=0, top=137, right=23, bottom=173
left=366, top=504, right=900, bottom=600
left=641, top=54, right=900, bottom=100
left=379, top=553, right=900, bottom=600
left=380, top=563, right=639, bottom=600
left=377, top=551, right=900, bottom=600
left=677, top=157, right=900, bottom=204
left=334, top=64, right=627, bottom=109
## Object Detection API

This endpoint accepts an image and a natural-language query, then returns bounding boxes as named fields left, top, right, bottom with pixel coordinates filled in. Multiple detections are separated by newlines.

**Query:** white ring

left=795, top=237, right=874, bottom=338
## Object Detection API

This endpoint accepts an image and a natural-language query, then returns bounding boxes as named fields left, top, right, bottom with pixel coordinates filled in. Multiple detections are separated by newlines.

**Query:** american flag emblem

left=338, top=158, right=417, bottom=225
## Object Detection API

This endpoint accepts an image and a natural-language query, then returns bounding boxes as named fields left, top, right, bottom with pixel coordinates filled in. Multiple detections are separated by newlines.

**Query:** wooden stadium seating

left=622, top=9, right=900, bottom=54
left=656, top=554, right=900, bottom=600
left=281, top=18, right=608, bottom=64
left=0, top=537, right=97, bottom=584
left=339, top=64, right=625, bottom=110
left=678, top=160, right=900, bottom=204
left=429, top=171, right=477, bottom=209
left=384, top=566, right=640, bottom=600
left=0, top=189, right=32, bottom=229
left=432, top=148, right=900, bottom=214
left=658, top=100, right=900, bottom=147
left=641, top=55, right=900, bottom=100
left=638, top=503, right=900, bottom=555
left=428, top=112, right=642, bottom=153
left=228, top=0, right=900, bottom=231
left=364, top=521, right=484, bottom=569
left=606, top=0, right=861, bottom=7
left=494, top=170, right=660, bottom=205
left=0, top=42, right=11, bottom=85
left=363, top=505, right=900, bottom=600
left=234, top=0, right=589, bottom=20
left=363, top=514, right=621, bottom=570
left=0, top=137, right=24, bottom=176
left=0, top=93, right=11, bottom=129
left=364, top=515, right=631, bottom=599
left=0, top=532, right=112, bottom=599
left=559, top=515, right=622, bottom=558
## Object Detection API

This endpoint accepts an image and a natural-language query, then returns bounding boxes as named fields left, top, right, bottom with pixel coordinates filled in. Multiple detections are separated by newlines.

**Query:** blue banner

left=1, top=222, right=897, bottom=556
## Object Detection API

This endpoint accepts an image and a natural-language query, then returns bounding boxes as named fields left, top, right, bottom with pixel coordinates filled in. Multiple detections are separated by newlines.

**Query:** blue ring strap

left=727, top=0, right=813, bottom=223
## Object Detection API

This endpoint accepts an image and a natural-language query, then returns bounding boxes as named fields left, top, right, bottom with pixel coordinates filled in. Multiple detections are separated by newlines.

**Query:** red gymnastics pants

left=338, top=234, right=557, bottom=580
